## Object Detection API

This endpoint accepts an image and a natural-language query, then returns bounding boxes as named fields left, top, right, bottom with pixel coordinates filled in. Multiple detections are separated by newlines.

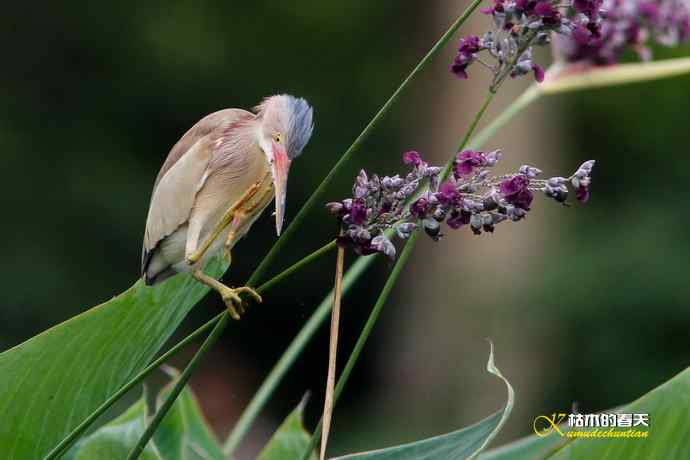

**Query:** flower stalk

left=320, top=241, right=345, bottom=460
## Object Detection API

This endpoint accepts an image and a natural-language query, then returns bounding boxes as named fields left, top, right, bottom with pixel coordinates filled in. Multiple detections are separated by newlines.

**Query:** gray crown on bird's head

left=256, top=94, right=314, bottom=159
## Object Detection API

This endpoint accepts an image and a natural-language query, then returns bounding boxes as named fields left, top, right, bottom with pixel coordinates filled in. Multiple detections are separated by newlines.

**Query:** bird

left=141, top=94, right=314, bottom=319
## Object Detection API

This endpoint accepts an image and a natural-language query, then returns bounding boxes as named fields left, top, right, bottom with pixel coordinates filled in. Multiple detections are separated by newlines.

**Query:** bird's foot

left=219, top=285, right=262, bottom=320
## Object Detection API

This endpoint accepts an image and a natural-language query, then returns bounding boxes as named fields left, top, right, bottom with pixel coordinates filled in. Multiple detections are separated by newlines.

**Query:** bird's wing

left=142, top=109, right=255, bottom=267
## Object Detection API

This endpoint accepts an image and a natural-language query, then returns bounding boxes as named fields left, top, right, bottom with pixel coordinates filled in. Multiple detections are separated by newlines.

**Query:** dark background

left=1, top=1, right=689, bottom=458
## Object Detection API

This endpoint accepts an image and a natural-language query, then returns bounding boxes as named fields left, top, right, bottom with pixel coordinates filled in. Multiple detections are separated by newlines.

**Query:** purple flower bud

left=505, top=205, right=528, bottom=221
left=573, top=0, right=602, bottom=18
left=454, top=150, right=486, bottom=177
left=382, top=175, right=404, bottom=190
left=575, top=185, right=590, bottom=203
left=519, top=165, right=543, bottom=178
left=571, top=160, right=595, bottom=189
left=371, top=235, right=396, bottom=259
left=544, top=184, right=568, bottom=203
left=470, top=213, right=483, bottom=235
left=500, top=174, right=533, bottom=210
left=352, top=227, right=372, bottom=243
left=350, top=198, right=368, bottom=225
left=485, top=149, right=502, bottom=166
left=476, top=170, right=490, bottom=181
left=451, top=35, right=483, bottom=79
left=354, top=170, right=369, bottom=199
left=402, top=150, right=423, bottom=167
left=499, top=174, right=529, bottom=197
left=433, top=207, right=448, bottom=222
left=396, top=222, right=417, bottom=239
left=576, top=160, right=595, bottom=175
left=410, top=197, right=432, bottom=218
left=326, top=202, right=344, bottom=215
left=425, top=166, right=442, bottom=177
left=447, top=210, right=471, bottom=229
left=435, top=181, right=462, bottom=206
left=423, top=218, right=441, bottom=240
left=532, top=63, right=545, bottom=83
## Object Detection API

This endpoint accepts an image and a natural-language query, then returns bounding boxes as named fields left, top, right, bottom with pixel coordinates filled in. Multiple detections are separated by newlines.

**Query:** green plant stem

left=222, top=254, right=376, bottom=455
left=126, top=314, right=230, bottom=460
left=249, top=0, right=485, bottom=287
left=467, top=84, right=541, bottom=150
left=441, top=91, right=496, bottom=181
left=300, top=232, right=419, bottom=460
left=46, top=240, right=336, bottom=459
left=256, top=240, right=337, bottom=293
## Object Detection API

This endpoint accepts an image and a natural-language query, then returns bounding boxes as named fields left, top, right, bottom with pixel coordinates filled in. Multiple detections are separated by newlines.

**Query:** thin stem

left=441, top=92, right=496, bottom=181
left=248, top=0, right=485, bottom=288
left=126, top=314, right=230, bottom=460
left=300, top=232, right=419, bottom=460
left=47, top=240, right=336, bottom=459
left=256, top=240, right=337, bottom=293
left=222, top=255, right=376, bottom=455
left=467, top=84, right=541, bottom=150
left=490, top=32, right=538, bottom=93
left=320, top=244, right=345, bottom=460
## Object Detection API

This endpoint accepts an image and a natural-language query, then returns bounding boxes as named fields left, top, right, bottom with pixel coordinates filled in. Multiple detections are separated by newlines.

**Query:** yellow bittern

left=141, top=95, right=314, bottom=319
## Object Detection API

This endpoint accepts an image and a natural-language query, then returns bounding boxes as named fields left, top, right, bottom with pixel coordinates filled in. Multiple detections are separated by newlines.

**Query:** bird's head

left=256, top=94, right=314, bottom=236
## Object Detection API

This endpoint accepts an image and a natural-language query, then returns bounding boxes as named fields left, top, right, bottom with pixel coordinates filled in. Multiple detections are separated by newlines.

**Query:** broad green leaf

left=479, top=366, right=690, bottom=460
left=541, top=58, right=690, bottom=94
left=0, top=257, right=227, bottom=459
left=257, top=397, right=316, bottom=460
left=66, top=378, right=225, bottom=460
left=67, top=398, right=161, bottom=460
left=332, top=342, right=514, bottom=460
left=477, top=429, right=566, bottom=460
left=154, top=372, right=225, bottom=460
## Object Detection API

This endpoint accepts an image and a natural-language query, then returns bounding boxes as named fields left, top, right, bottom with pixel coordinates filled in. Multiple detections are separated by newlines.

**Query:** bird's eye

left=273, top=133, right=283, bottom=144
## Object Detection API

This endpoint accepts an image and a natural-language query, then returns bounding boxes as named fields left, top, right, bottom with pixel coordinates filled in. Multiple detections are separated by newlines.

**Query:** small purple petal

left=350, top=198, right=368, bottom=225
left=402, top=150, right=423, bottom=166
left=576, top=185, right=590, bottom=203
left=532, top=63, right=545, bottom=83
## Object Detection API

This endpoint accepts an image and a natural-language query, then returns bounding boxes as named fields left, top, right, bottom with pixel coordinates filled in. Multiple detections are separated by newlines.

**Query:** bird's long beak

left=271, top=143, right=291, bottom=236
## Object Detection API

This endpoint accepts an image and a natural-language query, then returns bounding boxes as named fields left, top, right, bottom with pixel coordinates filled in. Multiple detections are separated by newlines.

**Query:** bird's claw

left=219, top=286, right=262, bottom=320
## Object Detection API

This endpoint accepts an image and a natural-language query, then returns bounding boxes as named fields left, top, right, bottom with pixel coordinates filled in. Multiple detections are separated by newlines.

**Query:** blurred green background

left=1, top=1, right=689, bottom=458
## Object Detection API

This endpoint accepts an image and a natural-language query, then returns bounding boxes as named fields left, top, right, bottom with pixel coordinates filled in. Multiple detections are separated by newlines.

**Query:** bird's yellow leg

left=192, top=269, right=262, bottom=320
left=223, top=182, right=274, bottom=260
left=186, top=179, right=264, bottom=265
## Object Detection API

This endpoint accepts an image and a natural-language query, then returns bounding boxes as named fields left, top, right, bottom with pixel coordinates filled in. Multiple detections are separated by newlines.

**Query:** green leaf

left=0, top=257, right=227, bottom=459
left=257, top=397, right=316, bottom=460
left=66, top=375, right=225, bottom=460
left=67, top=398, right=161, bottom=460
left=331, top=342, right=514, bottom=460
left=541, top=58, right=690, bottom=94
left=479, top=366, right=690, bottom=460
left=154, top=370, right=225, bottom=460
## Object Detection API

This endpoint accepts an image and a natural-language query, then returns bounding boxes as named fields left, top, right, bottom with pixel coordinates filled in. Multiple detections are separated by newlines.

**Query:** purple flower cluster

left=326, top=151, right=440, bottom=258
left=451, top=0, right=605, bottom=88
left=558, top=0, right=690, bottom=65
left=327, top=151, right=596, bottom=258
